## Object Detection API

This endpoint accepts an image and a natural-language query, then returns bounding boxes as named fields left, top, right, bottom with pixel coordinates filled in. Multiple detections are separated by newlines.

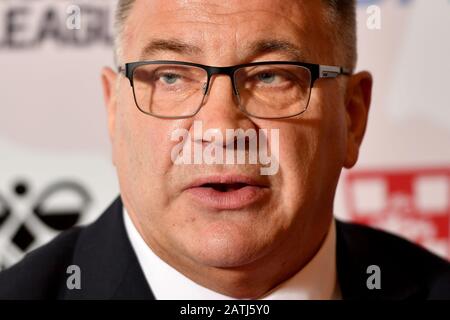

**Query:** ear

left=101, top=67, right=119, bottom=164
left=343, top=71, right=373, bottom=168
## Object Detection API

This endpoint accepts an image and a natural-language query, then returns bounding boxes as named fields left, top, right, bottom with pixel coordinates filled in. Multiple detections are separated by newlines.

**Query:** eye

left=256, top=72, right=277, bottom=84
left=159, top=73, right=181, bottom=85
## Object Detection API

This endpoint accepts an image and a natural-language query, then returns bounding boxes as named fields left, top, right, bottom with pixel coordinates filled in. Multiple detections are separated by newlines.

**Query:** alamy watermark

left=66, top=5, right=81, bottom=30
left=66, top=264, right=81, bottom=290
left=366, top=264, right=381, bottom=290
left=170, top=121, right=280, bottom=176
left=366, top=5, right=381, bottom=30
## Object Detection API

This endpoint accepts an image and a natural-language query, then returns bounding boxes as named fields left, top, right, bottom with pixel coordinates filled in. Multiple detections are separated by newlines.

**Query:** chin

left=185, top=227, right=271, bottom=268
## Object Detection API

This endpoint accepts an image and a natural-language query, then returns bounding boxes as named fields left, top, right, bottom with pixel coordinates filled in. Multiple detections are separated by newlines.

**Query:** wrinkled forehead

left=121, top=0, right=332, bottom=64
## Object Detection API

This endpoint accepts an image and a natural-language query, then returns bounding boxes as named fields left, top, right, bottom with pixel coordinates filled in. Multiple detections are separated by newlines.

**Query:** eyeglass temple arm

left=319, top=65, right=352, bottom=78
left=117, top=66, right=126, bottom=74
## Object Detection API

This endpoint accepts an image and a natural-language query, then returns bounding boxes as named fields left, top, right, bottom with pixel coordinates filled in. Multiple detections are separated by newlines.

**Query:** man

left=0, top=0, right=449, bottom=300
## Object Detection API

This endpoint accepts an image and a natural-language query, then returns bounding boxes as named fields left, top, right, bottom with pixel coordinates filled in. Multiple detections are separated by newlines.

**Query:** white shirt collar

left=123, top=207, right=341, bottom=300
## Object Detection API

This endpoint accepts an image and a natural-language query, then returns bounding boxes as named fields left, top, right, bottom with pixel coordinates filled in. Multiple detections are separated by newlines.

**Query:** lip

left=184, top=175, right=270, bottom=210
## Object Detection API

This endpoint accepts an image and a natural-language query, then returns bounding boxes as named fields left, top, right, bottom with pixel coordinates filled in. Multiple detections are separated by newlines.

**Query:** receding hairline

left=114, top=0, right=356, bottom=68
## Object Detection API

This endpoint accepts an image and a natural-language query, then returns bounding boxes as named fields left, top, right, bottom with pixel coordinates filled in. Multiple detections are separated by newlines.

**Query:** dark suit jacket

left=0, top=196, right=449, bottom=299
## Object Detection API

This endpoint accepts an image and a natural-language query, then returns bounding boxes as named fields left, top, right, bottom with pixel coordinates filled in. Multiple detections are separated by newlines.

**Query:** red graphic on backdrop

left=344, top=167, right=450, bottom=260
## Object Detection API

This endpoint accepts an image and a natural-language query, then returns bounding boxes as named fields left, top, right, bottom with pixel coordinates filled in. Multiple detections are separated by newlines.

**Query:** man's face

left=103, top=0, right=368, bottom=276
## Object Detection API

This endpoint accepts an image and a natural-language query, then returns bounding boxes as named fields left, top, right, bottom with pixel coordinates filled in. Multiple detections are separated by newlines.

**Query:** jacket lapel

left=61, top=196, right=155, bottom=299
left=335, top=220, right=422, bottom=300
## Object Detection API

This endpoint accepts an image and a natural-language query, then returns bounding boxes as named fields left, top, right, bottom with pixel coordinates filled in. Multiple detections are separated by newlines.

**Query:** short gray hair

left=114, top=0, right=135, bottom=66
left=114, top=0, right=356, bottom=68
left=323, top=0, right=357, bottom=68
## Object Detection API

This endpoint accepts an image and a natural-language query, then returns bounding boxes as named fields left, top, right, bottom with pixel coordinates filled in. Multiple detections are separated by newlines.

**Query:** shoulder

left=0, top=226, right=82, bottom=299
left=336, top=220, right=450, bottom=299
left=0, top=197, right=147, bottom=300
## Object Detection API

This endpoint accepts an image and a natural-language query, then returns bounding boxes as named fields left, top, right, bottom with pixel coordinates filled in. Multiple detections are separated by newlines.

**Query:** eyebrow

left=247, top=39, right=307, bottom=61
left=139, top=38, right=307, bottom=62
left=140, top=39, right=202, bottom=59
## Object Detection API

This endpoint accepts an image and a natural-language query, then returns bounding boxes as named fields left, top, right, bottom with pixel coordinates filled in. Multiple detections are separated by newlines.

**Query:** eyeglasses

left=118, top=60, right=351, bottom=119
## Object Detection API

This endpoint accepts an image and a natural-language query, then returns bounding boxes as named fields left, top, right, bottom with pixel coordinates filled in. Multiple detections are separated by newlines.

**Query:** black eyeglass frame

left=118, top=60, right=352, bottom=119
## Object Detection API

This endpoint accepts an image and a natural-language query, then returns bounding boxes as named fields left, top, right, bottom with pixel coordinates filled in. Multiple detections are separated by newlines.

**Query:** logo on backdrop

left=0, top=1, right=113, bottom=49
left=344, top=167, right=450, bottom=260
left=0, top=179, right=91, bottom=270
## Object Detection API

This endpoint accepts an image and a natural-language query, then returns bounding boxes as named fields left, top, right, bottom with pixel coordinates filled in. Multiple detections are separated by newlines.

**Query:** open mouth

left=185, top=176, right=269, bottom=210
left=199, top=182, right=250, bottom=192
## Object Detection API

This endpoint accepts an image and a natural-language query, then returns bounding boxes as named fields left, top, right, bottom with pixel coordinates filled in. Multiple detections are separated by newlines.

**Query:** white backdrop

left=0, top=0, right=449, bottom=269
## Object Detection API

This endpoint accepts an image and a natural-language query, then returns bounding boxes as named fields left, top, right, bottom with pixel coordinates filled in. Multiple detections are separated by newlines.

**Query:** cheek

left=275, top=88, right=347, bottom=210
left=317, top=90, right=348, bottom=165
left=112, top=94, right=180, bottom=206
left=308, top=89, right=348, bottom=203
left=307, top=83, right=348, bottom=168
left=114, top=96, right=175, bottom=173
left=276, top=121, right=318, bottom=213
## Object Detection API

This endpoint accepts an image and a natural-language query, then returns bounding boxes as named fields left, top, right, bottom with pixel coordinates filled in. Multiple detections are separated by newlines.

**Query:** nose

left=191, top=74, right=257, bottom=146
